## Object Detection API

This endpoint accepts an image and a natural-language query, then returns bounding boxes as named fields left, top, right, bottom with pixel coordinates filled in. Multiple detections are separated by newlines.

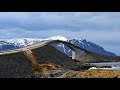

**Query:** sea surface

left=89, top=62, right=120, bottom=70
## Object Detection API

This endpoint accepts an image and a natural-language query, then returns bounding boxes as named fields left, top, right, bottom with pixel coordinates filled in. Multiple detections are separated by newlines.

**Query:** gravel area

left=0, top=52, right=33, bottom=78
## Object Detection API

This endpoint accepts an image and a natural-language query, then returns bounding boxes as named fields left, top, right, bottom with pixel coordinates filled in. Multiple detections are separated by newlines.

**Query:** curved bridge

left=0, top=40, right=89, bottom=66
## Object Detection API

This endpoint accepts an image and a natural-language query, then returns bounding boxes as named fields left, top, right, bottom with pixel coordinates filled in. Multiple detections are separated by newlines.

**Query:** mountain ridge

left=0, top=35, right=116, bottom=56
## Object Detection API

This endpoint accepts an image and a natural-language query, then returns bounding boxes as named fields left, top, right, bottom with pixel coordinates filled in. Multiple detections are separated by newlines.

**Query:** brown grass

left=59, top=69, right=120, bottom=78
left=32, top=63, right=62, bottom=75
left=23, top=50, right=38, bottom=66
left=79, top=69, right=120, bottom=78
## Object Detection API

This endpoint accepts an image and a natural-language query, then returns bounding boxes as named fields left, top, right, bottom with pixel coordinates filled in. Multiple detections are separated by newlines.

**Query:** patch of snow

left=68, top=49, right=71, bottom=52
left=79, top=40, right=84, bottom=45
left=88, top=43, right=90, bottom=46
left=44, top=35, right=68, bottom=41
left=0, top=38, right=42, bottom=46
left=62, top=44, right=67, bottom=54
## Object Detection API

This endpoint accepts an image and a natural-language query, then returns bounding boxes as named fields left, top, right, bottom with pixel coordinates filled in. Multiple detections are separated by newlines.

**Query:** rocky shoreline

left=30, top=63, right=120, bottom=78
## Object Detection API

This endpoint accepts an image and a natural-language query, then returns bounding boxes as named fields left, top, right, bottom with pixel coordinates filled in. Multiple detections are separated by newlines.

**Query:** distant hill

left=76, top=50, right=120, bottom=63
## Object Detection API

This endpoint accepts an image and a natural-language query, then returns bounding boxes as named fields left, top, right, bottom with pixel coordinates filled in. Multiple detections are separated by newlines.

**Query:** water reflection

left=90, top=62, right=120, bottom=70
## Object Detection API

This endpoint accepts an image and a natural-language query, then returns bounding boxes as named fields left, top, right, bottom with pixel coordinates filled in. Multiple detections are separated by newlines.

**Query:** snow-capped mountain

left=70, top=39, right=116, bottom=56
left=0, top=38, right=42, bottom=51
left=44, top=35, right=68, bottom=41
left=55, top=38, right=116, bottom=56
left=5, top=38, right=43, bottom=46
left=0, top=36, right=67, bottom=51
left=0, top=35, right=116, bottom=56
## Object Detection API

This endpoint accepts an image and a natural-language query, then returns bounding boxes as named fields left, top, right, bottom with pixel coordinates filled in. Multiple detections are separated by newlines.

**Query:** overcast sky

left=0, top=12, right=119, bottom=55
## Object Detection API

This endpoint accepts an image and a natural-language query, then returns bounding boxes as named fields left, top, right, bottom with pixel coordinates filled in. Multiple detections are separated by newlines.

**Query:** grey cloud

left=0, top=12, right=120, bottom=31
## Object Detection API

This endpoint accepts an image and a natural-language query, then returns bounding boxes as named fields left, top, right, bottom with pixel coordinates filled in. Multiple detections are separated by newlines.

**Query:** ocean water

left=89, top=62, right=120, bottom=70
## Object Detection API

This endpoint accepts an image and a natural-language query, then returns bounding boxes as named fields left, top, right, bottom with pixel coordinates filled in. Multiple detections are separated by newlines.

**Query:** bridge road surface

left=0, top=40, right=50, bottom=55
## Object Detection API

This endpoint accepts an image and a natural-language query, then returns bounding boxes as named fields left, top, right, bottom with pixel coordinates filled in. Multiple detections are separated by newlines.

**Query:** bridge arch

left=46, top=40, right=85, bottom=60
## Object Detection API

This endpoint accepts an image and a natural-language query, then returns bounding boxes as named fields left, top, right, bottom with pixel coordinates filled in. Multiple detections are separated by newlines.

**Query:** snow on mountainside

left=44, top=35, right=68, bottom=41
left=0, top=38, right=42, bottom=51
left=4, top=38, right=42, bottom=46
left=69, top=39, right=116, bottom=56
left=0, top=36, right=116, bottom=56
left=0, top=36, right=68, bottom=51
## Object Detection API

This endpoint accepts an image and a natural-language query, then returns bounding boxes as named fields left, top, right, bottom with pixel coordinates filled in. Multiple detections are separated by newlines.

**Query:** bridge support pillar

left=72, top=50, right=76, bottom=59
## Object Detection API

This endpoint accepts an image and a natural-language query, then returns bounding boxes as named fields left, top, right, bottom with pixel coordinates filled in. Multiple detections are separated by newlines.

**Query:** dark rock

left=0, top=52, right=33, bottom=78
left=96, top=66, right=112, bottom=68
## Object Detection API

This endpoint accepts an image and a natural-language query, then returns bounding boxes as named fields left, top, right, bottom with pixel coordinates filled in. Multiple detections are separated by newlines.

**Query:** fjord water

left=90, top=62, right=120, bottom=70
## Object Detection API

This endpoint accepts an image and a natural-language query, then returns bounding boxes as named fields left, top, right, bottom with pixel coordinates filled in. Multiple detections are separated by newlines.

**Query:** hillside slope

left=32, top=45, right=82, bottom=70
left=0, top=44, right=86, bottom=78
left=76, top=51, right=120, bottom=63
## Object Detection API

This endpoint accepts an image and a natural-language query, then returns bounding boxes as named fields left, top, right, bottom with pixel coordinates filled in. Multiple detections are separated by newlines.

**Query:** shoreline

left=31, top=63, right=120, bottom=78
